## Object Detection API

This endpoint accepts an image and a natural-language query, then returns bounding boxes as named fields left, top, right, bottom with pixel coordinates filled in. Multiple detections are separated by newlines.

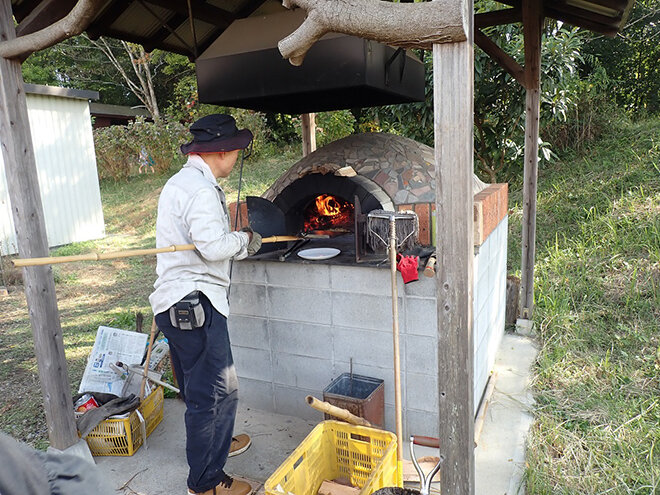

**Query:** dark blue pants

left=155, top=293, right=238, bottom=493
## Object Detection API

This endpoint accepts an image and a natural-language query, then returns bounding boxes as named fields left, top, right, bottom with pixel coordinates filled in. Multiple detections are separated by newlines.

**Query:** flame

left=316, top=194, right=342, bottom=217
left=304, top=194, right=354, bottom=231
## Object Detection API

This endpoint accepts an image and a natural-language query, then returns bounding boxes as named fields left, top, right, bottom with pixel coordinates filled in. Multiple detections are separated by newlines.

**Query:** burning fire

left=304, top=194, right=354, bottom=231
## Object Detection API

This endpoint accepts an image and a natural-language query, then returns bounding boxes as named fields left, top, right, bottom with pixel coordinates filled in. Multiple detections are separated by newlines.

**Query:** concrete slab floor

left=95, top=332, right=538, bottom=495
left=475, top=333, right=538, bottom=495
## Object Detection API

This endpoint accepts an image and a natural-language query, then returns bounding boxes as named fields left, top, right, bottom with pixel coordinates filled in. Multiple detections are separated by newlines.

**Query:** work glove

left=397, top=255, right=419, bottom=284
left=241, top=227, right=262, bottom=256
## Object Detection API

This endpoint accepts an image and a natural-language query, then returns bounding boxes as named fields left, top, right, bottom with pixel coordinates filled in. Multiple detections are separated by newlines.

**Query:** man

left=150, top=114, right=261, bottom=495
left=0, top=433, right=114, bottom=495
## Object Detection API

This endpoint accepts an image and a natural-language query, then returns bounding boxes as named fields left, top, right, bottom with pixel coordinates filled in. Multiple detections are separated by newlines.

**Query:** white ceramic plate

left=297, top=247, right=341, bottom=261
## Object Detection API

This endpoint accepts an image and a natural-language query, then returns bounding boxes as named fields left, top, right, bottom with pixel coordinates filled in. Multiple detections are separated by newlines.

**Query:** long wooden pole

left=0, top=0, right=78, bottom=449
left=519, top=0, right=543, bottom=320
left=301, top=113, right=316, bottom=156
left=12, top=235, right=309, bottom=267
left=389, top=218, right=404, bottom=466
left=433, top=0, right=475, bottom=491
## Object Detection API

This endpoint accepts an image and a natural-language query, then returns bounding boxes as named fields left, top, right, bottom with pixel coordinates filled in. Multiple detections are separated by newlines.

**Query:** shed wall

left=0, top=93, right=105, bottom=255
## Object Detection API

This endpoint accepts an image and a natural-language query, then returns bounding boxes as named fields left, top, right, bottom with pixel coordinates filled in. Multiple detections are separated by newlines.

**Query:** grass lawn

left=0, top=120, right=658, bottom=493
left=509, top=118, right=660, bottom=494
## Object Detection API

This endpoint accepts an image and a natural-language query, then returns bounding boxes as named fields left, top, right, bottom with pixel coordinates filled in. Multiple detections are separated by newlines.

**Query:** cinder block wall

left=229, top=217, right=507, bottom=439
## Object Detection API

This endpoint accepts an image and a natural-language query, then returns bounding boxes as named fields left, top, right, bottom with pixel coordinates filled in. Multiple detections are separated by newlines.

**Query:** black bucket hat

left=180, top=114, right=253, bottom=155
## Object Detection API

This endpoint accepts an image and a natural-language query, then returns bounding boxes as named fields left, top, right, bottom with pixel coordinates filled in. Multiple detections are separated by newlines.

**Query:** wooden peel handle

left=12, top=235, right=303, bottom=267
left=305, top=395, right=372, bottom=427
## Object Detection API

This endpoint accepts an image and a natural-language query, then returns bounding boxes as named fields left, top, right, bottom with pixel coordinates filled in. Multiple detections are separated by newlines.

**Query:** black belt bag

left=169, top=291, right=205, bottom=330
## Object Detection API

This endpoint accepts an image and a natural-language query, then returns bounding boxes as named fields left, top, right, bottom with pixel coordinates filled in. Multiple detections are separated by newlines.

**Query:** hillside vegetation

left=508, top=118, right=660, bottom=494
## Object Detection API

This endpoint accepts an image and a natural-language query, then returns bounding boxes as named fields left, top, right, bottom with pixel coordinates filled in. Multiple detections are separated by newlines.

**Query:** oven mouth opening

left=303, top=194, right=354, bottom=233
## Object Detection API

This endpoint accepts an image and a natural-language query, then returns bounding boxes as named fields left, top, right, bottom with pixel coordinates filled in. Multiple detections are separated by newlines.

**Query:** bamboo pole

left=305, top=395, right=372, bottom=427
left=12, top=235, right=306, bottom=267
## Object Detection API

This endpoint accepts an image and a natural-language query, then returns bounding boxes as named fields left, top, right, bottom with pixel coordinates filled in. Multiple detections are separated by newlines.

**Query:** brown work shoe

left=228, top=434, right=251, bottom=457
left=187, top=474, right=252, bottom=495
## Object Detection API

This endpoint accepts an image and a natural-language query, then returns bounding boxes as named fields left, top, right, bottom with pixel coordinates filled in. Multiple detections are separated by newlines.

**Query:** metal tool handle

left=412, top=435, right=440, bottom=448
left=409, top=435, right=444, bottom=495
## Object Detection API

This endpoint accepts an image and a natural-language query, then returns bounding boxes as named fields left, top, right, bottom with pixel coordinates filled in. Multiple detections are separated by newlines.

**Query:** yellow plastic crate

left=265, top=421, right=399, bottom=495
left=84, top=386, right=164, bottom=456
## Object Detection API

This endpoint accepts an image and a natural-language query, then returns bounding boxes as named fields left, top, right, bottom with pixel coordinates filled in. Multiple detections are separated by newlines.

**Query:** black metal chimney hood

left=195, top=9, right=425, bottom=115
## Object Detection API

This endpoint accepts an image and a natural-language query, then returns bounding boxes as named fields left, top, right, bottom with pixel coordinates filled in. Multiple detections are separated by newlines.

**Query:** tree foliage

left=581, top=0, right=660, bottom=115
left=361, top=8, right=586, bottom=183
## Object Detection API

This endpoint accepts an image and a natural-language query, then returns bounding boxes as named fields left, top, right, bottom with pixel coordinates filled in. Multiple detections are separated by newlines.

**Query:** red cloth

left=397, top=255, right=419, bottom=284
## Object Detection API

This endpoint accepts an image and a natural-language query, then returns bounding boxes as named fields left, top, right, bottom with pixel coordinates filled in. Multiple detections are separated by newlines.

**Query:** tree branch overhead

left=0, top=0, right=105, bottom=61
left=279, top=0, right=468, bottom=65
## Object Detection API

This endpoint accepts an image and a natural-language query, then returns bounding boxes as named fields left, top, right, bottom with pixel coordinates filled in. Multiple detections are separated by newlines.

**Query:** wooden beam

left=15, top=0, right=77, bottom=37
left=89, top=26, right=190, bottom=56
left=552, top=1, right=622, bottom=25
left=143, top=0, right=234, bottom=28
left=474, top=29, right=526, bottom=87
left=434, top=0, right=475, bottom=491
left=86, top=0, right=130, bottom=40
left=544, top=5, right=620, bottom=36
left=12, top=0, right=41, bottom=20
left=587, top=0, right=629, bottom=11
left=301, top=113, right=316, bottom=156
left=519, top=0, right=543, bottom=319
left=142, top=13, right=188, bottom=52
left=0, top=0, right=78, bottom=449
left=474, top=8, right=521, bottom=29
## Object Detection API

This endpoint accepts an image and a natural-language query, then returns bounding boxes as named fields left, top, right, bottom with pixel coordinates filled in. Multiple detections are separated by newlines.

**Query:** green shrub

left=292, top=110, right=356, bottom=149
left=94, top=117, right=188, bottom=180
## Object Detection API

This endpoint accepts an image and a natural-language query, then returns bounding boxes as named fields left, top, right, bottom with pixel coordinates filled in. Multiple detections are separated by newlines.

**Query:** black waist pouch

left=169, top=291, right=205, bottom=330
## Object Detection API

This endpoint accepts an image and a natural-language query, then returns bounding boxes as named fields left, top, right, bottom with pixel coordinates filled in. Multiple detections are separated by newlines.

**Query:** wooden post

left=0, top=0, right=78, bottom=449
left=519, top=0, right=543, bottom=320
left=301, top=112, right=316, bottom=156
left=433, top=0, right=475, bottom=492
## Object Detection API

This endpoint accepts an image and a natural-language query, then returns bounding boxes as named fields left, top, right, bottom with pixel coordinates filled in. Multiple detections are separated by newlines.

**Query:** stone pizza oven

left=228, top=132, right=508, bottom=438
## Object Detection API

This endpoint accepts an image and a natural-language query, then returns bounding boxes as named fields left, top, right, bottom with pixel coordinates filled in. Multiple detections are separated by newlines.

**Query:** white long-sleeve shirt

left=149, top=154, right=249, bottom=317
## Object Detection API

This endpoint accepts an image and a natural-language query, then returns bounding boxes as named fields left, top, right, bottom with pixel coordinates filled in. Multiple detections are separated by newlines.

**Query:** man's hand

left=241, top=227, right=262, bottom=256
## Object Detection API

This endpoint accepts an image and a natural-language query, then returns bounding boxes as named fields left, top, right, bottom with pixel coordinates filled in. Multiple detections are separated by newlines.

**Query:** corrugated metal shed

left=0, top=84, right=105, bottom=255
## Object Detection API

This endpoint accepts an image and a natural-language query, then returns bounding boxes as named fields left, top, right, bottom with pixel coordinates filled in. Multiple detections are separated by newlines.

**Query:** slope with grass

left=507, top=118, right=660, bottom=494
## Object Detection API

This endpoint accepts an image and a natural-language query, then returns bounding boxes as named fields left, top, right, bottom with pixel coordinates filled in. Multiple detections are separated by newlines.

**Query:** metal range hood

left=195, top=9, right=426, bottom=115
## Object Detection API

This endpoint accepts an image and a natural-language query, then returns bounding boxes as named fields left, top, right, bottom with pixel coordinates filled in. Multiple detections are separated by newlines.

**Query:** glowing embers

left=303, top=194, right=354, bottom=232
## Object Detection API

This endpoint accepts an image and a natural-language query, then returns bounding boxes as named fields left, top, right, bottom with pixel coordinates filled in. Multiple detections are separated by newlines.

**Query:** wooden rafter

left=474, top=29, right=526, bottom=87
left=86, top=0, right=129, bottom=40
left=16, top=0, right=77, bottom=37
left=90, top=26, right=187, bottom=55
left=545, top=5, right=620, bottom=36
left=143, top=0, right=234, bottom=29
left=142, top=13, right=188, bottom=53
left=11, top=0, right=41, bottom=19
left=475, top=8, right=521, bottom=29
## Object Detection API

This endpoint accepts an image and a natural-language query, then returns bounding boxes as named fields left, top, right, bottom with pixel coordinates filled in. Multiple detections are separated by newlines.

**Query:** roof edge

left=24, top=83, right=99, bottom=101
